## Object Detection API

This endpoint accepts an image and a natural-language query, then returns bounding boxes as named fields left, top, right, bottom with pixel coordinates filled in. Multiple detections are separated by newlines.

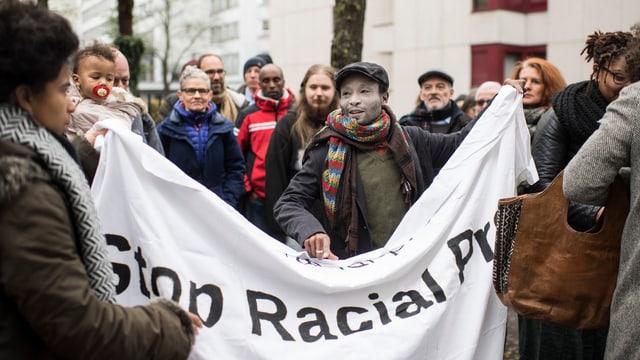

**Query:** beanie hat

left=243, top=56, right=266, bottom=74
left=256, top=53, right=273, bottom=64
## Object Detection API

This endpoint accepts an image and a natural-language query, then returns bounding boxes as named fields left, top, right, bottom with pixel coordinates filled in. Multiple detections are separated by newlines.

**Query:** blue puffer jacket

left=157, top=101, right=246, bottom=207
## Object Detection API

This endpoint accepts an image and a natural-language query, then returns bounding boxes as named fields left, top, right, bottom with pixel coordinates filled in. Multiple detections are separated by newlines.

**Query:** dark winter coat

left=157, top=102, right=245, bottom=207
left=399, top=100, right=472, bottom=134
left=274, top=112, right=476, bottom=258
left=0, top=139, right=194, bottom=359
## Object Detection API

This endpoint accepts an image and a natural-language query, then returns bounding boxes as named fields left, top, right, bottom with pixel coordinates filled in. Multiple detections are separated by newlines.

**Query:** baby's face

left=72, top=55, right=115, bottom=103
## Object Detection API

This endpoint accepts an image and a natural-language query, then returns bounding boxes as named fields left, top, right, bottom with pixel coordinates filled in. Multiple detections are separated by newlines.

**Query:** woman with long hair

left=510, top=57, right=566, bottom=139
left=265, top=64, right=338, bottom=243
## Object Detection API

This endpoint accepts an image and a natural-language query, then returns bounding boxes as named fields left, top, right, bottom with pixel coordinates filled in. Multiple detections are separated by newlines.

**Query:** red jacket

left=236, top=88, right=294, bottom=198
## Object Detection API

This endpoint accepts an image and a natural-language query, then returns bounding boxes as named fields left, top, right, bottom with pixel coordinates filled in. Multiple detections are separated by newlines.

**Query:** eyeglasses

left=181, top=88, right=210, bottom=95
left=475, top=99, right=491, bottom=107
left=204, top=69, right=225, bottom=76
left=601, top=67, right=629, bottom=85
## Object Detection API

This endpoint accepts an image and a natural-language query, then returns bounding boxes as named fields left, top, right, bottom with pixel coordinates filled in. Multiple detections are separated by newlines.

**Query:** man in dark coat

left=400, top=69, right=472, bottom=134
left=274, top=62, right=477, bottom=260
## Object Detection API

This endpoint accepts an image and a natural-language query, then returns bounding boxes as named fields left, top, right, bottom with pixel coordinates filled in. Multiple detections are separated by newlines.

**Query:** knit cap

left=243, top=56, right=266, bottom=74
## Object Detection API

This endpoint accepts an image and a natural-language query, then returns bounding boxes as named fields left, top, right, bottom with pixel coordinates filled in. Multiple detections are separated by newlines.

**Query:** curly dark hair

left=624, top=23, right=640, bottom=83
left=0, top=0, right=78, bottom=103
left=581, top=30, right=634, bottom=83
left=73, top=42, right=116, bottom=74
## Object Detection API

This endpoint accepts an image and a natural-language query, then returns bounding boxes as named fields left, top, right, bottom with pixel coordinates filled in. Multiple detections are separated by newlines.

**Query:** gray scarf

left=0, top=105, right=116, bottom=303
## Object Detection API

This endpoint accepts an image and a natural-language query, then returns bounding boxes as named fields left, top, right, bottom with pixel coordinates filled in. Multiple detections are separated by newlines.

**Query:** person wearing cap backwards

left=400, top=69, right=472, bottom=134
left=274, top=62, right=486, bottom=259
left=237, top=56, right=267, bottom=105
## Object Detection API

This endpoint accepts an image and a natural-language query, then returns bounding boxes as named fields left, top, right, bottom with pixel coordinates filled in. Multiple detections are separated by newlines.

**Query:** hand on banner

left=503, top=78, right=526, bottom=94
left=304, top=233, right=338, bottom=260
left=186, top=311, right=203, bottom=335
left=84, top=128, right=108, bottom=146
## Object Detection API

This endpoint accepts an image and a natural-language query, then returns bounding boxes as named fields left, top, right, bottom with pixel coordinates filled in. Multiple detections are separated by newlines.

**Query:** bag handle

left=499, top=171, right=628, bottom=236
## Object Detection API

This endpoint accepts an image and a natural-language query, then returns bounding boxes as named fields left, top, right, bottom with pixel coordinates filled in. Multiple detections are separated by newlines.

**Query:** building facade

left=51, top=0, right=270, bottom=94
left=269, top=0, right=640, bottom=116
left=50, top=0, right=640, bottom=116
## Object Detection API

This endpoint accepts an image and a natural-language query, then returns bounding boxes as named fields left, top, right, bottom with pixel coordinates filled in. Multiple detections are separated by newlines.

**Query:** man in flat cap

left=400, top=69, right=472, bottom=134
left=274, top=62, right=478, bottom=260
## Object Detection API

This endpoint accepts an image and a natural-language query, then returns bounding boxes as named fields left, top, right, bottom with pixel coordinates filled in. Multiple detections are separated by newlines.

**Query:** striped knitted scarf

left=0, top=105, right=116, bottom=303
left=315, top=107, right=415, bottom=256
left=323, top=109, right=394, bottom=220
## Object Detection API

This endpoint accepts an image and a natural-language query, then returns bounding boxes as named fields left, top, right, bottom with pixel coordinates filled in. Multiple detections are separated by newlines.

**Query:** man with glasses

left=198, top=54, right=249, bottom=124
left=156, top=66, right=245, bottom=207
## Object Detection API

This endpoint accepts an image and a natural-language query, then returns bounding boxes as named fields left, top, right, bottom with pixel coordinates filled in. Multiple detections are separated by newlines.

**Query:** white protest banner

left=91, top=86, right=536, bottom=359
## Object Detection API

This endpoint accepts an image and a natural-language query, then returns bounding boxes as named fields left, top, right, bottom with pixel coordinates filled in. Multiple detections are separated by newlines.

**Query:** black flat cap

left=418, top=69, right=454, bottom=86
left=335, top=62, right=389, bottom=92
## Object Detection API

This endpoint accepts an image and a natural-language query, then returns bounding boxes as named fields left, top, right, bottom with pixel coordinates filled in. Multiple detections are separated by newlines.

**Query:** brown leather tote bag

left=493, top=171, right=629, bottom=329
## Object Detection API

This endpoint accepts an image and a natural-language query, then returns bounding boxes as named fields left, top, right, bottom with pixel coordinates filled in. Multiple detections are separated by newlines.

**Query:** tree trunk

left=161, top=0, right=171, bottom=96
left=114, top=36, right=145, bottom=94
left=118, top=0, right=134, bottom=36
left=331, top=0, right=366, bottom=70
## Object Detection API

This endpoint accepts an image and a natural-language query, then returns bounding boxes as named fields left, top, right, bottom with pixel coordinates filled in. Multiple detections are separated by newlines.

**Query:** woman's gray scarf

left=0, top=105, right=116, bottom=303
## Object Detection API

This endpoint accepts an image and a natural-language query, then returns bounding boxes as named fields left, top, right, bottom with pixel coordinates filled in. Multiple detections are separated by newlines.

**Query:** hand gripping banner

left=91, top=86, right=536, bottom=359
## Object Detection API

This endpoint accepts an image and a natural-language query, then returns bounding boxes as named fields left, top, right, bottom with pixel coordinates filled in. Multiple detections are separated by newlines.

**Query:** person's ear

left=72, top=73, right=80, bottom=88
left=14, top=85, right=34, bottom=113
left=382, top=91, right=389, bottom=104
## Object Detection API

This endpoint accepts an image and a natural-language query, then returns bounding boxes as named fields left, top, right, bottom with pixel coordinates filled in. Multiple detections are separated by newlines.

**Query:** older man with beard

left=265, top=64, right=338, bottom=244
left=400, top=69, right=471, bottom=134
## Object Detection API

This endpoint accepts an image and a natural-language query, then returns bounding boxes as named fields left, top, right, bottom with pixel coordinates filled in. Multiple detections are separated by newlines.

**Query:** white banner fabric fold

left=91, top=86, right=536, bottom=359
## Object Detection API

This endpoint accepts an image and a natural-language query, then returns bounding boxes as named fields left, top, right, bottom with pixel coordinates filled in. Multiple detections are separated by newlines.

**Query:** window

left=222, top=53, right=239, bottom=76
left=212, top=0, right=239, bottom=13
left=473, top=0, right=547, bottom=13
left=471, top=44, right=546, bottom=87
left=210, top=21, right=239, bottom=42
